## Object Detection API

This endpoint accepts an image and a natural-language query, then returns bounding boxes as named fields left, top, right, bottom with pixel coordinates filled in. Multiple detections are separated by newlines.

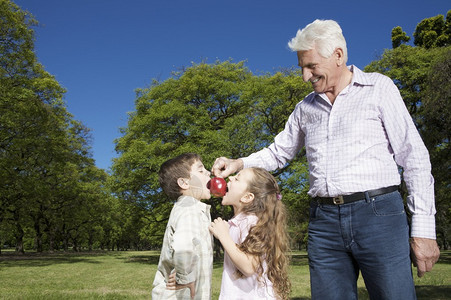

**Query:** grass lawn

left=0, top=250, right=450, bottom=299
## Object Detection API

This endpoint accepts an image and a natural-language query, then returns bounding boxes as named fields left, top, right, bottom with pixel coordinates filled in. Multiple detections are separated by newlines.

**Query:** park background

left=1, top=0, right=450, bottom=298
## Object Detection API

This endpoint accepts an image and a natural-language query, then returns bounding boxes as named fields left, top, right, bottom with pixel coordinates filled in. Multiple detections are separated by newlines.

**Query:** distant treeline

left=1, top=1, right=449, bottom=254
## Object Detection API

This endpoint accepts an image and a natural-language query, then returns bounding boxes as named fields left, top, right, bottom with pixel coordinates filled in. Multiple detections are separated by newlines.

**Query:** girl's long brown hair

left=238, top=167, right=291, bottom=300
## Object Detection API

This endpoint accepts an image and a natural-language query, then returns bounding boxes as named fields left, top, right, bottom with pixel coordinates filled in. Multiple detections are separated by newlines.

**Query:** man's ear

left=240, top=192, right=254, bottom=204
left=177, top=178, right=190, bottom=190
left=334, top=47, right=345, bottom=66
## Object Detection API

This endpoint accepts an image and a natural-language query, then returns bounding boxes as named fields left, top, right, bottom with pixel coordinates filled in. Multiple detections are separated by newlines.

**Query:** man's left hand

left=410, top=237, right=440, bottom=277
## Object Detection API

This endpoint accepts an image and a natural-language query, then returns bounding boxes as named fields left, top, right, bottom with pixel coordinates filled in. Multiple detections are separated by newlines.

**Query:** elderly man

left=212, top=19, right=439, bottom=299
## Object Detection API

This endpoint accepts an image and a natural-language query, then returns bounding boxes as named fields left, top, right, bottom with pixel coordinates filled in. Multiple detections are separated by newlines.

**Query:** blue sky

left=13, top=0, right=450, bottom=170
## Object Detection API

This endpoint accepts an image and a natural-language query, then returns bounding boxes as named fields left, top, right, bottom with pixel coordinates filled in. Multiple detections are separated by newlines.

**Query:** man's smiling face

left=297, top=46, right=340, bottom=95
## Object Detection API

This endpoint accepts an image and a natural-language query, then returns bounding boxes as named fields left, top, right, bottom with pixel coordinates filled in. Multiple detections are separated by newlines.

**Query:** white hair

left=288, top=19, right=348, bottom=63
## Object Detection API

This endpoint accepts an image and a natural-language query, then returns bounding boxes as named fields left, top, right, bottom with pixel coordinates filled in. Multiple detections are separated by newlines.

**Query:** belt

left=314, top=186, right=399, bottom=205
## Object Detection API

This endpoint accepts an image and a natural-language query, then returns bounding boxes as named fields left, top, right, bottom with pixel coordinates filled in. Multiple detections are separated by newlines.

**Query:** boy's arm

left=170, top=209, right=202, bottom=285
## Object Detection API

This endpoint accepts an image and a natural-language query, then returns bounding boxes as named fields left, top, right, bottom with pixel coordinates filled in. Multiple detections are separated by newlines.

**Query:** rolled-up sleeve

left=170, top=210, right=202, bottom=284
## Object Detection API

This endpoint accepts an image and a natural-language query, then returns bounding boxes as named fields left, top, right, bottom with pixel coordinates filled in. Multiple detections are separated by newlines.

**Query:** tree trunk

left=63, top=233, right=69, bottom=251
left=48, top=228, right=55, bottom=253
left=88, top=230, right=94, bottom=251
left=34, top=219, right=43, bottom=252
left=73, top=237, right=79, bottom=252
left=0, top=216, right=2, bottom=255
left=14, top=210, right=25, bottom=254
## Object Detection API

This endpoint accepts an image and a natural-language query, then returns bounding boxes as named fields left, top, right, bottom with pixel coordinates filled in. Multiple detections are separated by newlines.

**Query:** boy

left=152, top=153, right=213, bottom=300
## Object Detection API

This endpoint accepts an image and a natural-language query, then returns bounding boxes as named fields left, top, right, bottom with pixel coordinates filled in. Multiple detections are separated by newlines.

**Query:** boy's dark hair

left=158, top=153, right=201, bottom=200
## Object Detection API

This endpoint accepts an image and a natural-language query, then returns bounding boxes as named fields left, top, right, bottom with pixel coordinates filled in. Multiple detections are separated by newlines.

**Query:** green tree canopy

left=413, top=10, right=451, bottom=48
left=1, top=0, right=115, bottom=253
left=391, top=26, right=410, bottom=48
left=111, top=61, right=312, bottom=248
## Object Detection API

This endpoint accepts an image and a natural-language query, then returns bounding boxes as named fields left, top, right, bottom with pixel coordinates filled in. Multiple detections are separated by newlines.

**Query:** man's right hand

left=211, top=157, right=243, bottom=178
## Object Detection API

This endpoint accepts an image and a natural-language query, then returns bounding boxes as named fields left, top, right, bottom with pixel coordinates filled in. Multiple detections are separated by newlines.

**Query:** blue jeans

left=308, top=190, right=416, bottom=300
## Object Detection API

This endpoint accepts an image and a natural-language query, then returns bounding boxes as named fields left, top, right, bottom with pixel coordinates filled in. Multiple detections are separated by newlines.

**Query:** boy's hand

left=166, top=270, right=196, bottom=299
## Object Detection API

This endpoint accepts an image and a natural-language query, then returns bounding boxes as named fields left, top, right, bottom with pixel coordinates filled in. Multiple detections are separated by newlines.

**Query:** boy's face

left=186, top=160, right=211, bottom=200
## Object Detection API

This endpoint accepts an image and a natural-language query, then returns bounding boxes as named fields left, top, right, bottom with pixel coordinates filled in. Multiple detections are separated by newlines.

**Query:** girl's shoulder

left=229, top=213, right=258, bottom=243
left=231, top=213, right=258, bottom=229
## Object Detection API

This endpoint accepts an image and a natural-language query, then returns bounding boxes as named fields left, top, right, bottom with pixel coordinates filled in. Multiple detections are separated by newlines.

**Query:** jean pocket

left=309, top=201, right=318, bottom=219
left=371, top=192, right=405, bottom=216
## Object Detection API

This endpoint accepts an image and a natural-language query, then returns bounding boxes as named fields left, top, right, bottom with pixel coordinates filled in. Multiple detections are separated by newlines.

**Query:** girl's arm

left=209, top=217, right=258, bottom=277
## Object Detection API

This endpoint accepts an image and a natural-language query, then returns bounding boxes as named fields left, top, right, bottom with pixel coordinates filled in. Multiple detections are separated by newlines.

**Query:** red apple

left=207, top=177, right=227, bottom=197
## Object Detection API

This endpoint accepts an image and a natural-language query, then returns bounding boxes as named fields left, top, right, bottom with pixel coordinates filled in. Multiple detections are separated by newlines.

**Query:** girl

left=209, top=167, right=291, bottom=300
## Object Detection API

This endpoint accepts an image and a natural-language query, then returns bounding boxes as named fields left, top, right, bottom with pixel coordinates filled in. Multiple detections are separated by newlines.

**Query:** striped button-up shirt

left=152, top=196, right=213, bottom=300
left=243, top=65, right=436, bottom=239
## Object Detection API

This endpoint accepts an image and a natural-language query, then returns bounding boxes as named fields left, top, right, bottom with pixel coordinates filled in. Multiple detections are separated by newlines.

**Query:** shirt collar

left=177, top=195, right=210, bottom=213
left=314, top=65, right=372, bottom=103
left=349, top=65, right=373, bottom=87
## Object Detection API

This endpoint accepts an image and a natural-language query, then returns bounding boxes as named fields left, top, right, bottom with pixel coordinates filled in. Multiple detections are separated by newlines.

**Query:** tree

left=391, top=26, right=410, bottom=48
left=111, top=61, right=313, bottom=250
left=0, top=0, right=66, bottom=253
left=422, top=50, right=451, bottom=249
left=1, top=0, right=115, bottom=253
left=413, top=10, right=451, bottom=48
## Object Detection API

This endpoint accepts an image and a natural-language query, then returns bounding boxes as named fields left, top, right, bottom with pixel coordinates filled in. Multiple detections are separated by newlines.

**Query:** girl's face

left=187, top=160, right=211, bottom=200
left=221, top=168, right=254, bottom=215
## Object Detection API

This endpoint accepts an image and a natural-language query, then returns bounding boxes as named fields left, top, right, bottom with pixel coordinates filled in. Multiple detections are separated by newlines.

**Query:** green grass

left=0, top=250, right=450, bottom=299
